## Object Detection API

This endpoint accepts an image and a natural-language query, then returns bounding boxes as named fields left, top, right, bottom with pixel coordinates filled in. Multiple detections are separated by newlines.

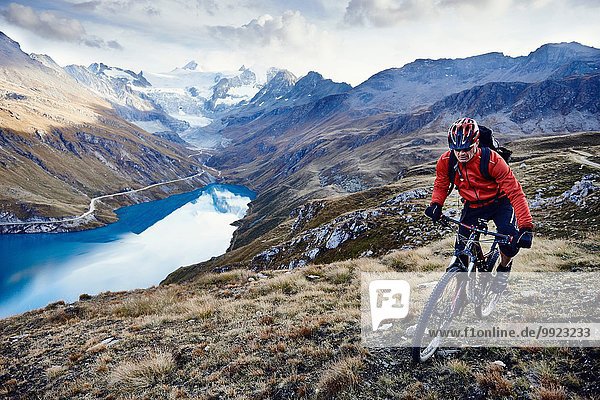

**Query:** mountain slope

left=0, top=32, right=208, bottom=225
left=1, top=132, right=598, bottom=399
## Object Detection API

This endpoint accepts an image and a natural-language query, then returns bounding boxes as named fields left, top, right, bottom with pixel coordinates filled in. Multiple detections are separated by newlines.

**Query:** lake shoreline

left=0, top=184, right=256, bottom=318
left=0, top=172, right=216, bottom=234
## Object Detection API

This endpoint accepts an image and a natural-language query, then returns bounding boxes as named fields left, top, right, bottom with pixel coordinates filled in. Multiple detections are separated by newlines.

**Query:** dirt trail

left=570, top=149, right=600, bottom=169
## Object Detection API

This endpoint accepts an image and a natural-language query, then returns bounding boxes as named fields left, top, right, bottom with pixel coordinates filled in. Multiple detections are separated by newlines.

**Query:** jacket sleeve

left=431, top=152, right=451, bottom=206
left=490, top=153, right=533, bottom=229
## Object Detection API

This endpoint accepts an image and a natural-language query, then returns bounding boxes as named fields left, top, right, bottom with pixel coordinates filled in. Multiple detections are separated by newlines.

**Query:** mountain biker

left=424, top=117, right=533, bottom=292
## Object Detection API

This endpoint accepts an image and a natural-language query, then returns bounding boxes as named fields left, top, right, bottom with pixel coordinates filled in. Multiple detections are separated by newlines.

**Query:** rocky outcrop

left=289, top=201, right=325, bottom=232
left=249, top=188, right=448, bottom=270
left=531, top=174, right=599, bottom=208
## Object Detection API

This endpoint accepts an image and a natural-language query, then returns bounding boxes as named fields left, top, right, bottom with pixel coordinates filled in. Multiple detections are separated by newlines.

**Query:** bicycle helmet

left=448, top=117, right=479, bottom=150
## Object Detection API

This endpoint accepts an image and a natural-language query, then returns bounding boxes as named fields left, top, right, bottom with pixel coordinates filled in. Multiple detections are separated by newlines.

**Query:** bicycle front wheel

left=475, top=248, right=501, bottom=318
left=411, top=267, right=466, bottom=363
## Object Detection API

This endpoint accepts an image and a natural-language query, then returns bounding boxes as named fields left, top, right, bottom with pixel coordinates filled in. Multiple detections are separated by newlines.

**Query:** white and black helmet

left=448, top=117, right=480, bottom=150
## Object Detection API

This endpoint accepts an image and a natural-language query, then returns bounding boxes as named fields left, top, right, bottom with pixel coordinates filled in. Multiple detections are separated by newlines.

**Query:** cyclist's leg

left=455, top=206, right=477, bottom=253
left=491, top=198, right=519, bottom=292
left=454, top=205, right=485, bottom=267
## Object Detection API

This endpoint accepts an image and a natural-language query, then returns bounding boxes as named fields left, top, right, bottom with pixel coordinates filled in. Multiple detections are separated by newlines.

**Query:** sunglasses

left=453, top=145, right=476, bottom=154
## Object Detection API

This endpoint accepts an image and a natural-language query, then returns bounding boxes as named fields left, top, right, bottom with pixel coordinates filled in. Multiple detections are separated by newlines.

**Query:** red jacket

left=431, top=148, right=533, bottom=229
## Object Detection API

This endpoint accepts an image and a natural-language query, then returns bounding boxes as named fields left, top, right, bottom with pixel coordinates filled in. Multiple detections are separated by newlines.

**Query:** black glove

left=516, top=227, right=533, bottom=248
left=425, top=203, right=443, bottom=223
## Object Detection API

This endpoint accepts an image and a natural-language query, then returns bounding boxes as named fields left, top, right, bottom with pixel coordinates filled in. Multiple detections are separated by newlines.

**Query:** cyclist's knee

left=500, top=242, right=519, bottom=259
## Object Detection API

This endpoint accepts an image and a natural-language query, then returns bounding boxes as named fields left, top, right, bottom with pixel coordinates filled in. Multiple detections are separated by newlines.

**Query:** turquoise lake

left=0, top=184, right=254, bottom=318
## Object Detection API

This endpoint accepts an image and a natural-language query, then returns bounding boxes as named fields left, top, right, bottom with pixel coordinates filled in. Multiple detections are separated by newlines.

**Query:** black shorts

left=455, top=197, right=519, bottom=258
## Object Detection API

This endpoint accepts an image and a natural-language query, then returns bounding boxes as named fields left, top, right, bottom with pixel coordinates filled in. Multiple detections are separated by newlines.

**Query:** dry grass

left=194, top=269, right=254, bottom=287
left=0, top=356, right=6, bottom=375
left=475, top=363, right=514, bottom=397
left=381, top=237, right=452, bottom=272
left=315, top=356, right=364, bottom=399
left=178, top=295, right=219, bottom=320
left=380, top=234, right=597, bottom=273
left=111, top=288, right=181, bottom=317
left=517, top=236, right=599, bottom=271
left=46, top=365, right=67, bottom=379
left=109, top=351, right=175, bottom=393
left=322, top=263, right=356, bottom=285
left=446, top=359, right=472, bottom=377
left=2, top=232, right=598, bottom=399
left=258, top=271, right=308, bottom=295
left=95, top=354, right=112, bottom=373
left=532, top=384, right=568, bottom=400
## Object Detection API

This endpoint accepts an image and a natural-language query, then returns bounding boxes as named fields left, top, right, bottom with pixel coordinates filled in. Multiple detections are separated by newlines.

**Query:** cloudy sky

left=1, top=0, right=599, bottom=85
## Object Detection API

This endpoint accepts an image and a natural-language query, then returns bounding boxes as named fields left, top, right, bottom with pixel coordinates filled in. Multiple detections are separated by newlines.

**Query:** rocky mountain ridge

left=349, top=42, right=600, bottom=113
left=192, top=42, right=600, bottom=252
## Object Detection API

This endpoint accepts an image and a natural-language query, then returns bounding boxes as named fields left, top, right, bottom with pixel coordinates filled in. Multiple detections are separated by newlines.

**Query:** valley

left=0, top=29, right=599, bottom=399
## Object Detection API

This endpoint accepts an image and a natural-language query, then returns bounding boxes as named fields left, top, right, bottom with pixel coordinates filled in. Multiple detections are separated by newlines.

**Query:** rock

left=326, top=228, right=351, bottom=249
left=521, top=290, right=541, bottom=298
left=559, top=174, right=598, bottom=206
left=100, top=337, right=120, bottom=347
left=305, top=248, right=320, bottom=259
left=531, top=174, right=598, bottom=209
left=290, top=201, right=325, bottom=232
left=492, top=360, right=506, bottom=368
left=385, top=188, right=429, bottom=205
left=437, top=349, right=460, bottom=357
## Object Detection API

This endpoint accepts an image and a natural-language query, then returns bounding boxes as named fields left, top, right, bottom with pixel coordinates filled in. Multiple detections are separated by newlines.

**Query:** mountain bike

left=411, top=215, right=513, bottom=362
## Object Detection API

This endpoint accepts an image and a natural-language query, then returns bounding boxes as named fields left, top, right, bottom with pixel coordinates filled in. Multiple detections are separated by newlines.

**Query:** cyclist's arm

left=431, top=151, right=452, bottom=206
left=490, top=153, right=533, bottom=229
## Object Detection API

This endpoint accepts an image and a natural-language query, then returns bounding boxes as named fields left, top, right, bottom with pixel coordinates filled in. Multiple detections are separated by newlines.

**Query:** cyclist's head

left=448, top=117, right=479, bottom=162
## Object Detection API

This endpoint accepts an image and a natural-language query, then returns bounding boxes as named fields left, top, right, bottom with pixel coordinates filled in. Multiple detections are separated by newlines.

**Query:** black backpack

left=447, top=125, right=512, bottom=196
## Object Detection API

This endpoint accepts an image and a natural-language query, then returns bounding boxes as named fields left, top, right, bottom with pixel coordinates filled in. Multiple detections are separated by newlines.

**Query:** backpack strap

left=447, top=151, right=458, bottom=196
left=479, top=146, right=493, bottom=181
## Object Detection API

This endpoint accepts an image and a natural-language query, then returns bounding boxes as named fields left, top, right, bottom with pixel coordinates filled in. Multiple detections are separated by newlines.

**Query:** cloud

left=343, top=0, right=428, bottom=27
left=1, top=2, right=87, bottom=41
left=1, top=2, right=123, bottom=50
left=71, top=1, right=101, bottom=11
left=342, top=0, right=499, bottom=27
left=208, top=10, right=322, bottom=49
left=107, top=40, right=124, bottom=50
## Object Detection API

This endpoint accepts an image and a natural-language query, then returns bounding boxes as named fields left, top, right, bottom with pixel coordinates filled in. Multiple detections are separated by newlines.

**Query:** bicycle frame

left=441, top=215, right=512, bottom=309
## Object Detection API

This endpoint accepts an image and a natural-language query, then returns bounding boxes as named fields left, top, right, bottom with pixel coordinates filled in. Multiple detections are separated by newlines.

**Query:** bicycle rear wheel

left=411, top=266, right=466, bottom=363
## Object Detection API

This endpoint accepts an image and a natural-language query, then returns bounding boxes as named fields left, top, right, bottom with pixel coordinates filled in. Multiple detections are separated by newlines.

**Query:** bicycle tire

left=411, top=266, right=465, bottom=363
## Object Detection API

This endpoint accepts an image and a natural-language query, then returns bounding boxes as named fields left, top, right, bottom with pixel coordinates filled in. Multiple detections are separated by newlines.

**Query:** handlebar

left=439, top=215, right=513, bottom=244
